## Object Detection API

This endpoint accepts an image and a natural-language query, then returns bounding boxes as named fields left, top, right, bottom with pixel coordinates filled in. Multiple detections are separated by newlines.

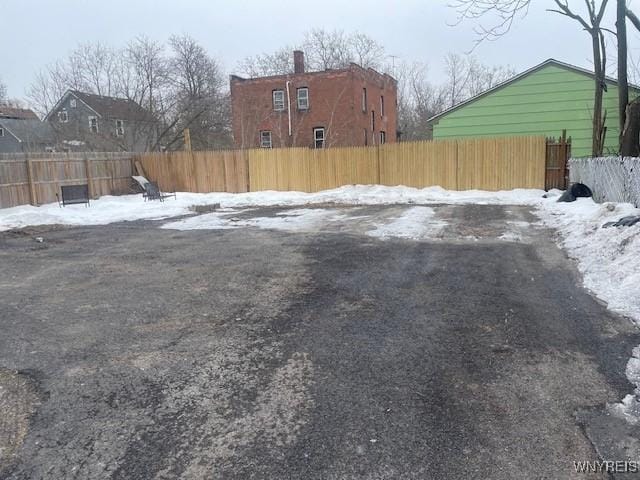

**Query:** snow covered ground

left=0, top=185, right=544, bottom=232
left=1, top=183, right=639, bottom=420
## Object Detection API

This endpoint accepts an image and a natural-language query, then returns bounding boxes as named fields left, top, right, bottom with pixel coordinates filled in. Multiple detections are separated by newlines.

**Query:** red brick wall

left=230, top=65, right=397, bottom=149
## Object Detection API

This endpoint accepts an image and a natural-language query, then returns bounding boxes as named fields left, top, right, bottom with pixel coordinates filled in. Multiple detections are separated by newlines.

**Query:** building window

left=380, top=131, right=386, bottom=144
left=260, top=131, right=272, bottom=148
left=362, top=88, right=367, bottom=112
left=364, top=128, right=368, bottom=146
left=115, top=119, right=124, bottom=137
left=88, top=116, right=99, bottom=133
left=380, top=95, right=384, bottom=116
left=58, top=110, right=68, bottom=123
left=0, top=127, right=4, bottom=137
left=70, top=98, right=77, bottom=108
left=297, top=87, right=309, bottom=110
left=272, top=90, right=285, bottom=111
left=313, top=127, right=325, bottom=148
left=371, top=110, right=375, bottom=131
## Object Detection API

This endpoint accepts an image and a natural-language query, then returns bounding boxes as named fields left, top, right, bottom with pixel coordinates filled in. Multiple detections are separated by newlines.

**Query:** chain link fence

left=569, top=157, right=640, bottom=207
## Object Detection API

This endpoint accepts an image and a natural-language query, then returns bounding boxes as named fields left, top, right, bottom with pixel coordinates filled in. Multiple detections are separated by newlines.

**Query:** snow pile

left=367, top=206, right=446, bottom=240
left=536, top=197, right=640, bottom=425
left=537, top=198, right=640, bottom=321
left=0, top=185, right=545, bottom=232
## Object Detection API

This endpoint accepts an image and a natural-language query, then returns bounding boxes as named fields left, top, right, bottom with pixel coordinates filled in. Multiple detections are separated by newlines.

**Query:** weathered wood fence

left=0, top=152, right=135, bottom=209
left=1, top=137, right=548, bottom=209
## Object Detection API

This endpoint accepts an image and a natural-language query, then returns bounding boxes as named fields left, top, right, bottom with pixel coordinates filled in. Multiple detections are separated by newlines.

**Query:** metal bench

left=57, top=184, right=90, bottom=207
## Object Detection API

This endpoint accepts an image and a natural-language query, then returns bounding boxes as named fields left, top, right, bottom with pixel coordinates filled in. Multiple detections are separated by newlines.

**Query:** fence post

left=376, top=144, right=381, bottom=185
left=25, top=154, right=37, bottom=206
left=84, top=155, right=94, bottom=199
left=455, top=140, right=460, bottom=191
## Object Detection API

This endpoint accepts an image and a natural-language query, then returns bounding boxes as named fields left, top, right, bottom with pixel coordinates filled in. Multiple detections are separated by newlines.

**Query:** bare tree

left=349, top=33, right=386, bottom=71
left=237, top=47, right=295, bottom=77
left=27, top=62, right=70, bottom=117
left=450, top=0, right=532, bottom=46
left=550, top=1, right=609, bottom=156
left=123, top=36, right=168, bottom=116
left=617, top=0, right=629, bottom=151
left=237, top=29, right=387, bottom=77
left=26, top=35, right=232, bottom=151
left=395, top=61, right=447, bottom=141
left=451, top=0, right=610, bottom=156
left=442, top=53, right=514, bottom=108
left=165, top=34, right=230, bottom=150
left=70, top=43, right=117, bottom=96
left=0, top=78, right=6, bottom=104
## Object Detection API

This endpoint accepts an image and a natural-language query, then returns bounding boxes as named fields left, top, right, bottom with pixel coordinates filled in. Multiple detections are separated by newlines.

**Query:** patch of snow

left=162, top=208, right=347, bottom=233
left=536, top=198, right=640, bottom=320
left=0, top=185, right=545, bottom=232
left=367, top=206, right=446, bottom=240
left=498, top=231, right=522, bottom=242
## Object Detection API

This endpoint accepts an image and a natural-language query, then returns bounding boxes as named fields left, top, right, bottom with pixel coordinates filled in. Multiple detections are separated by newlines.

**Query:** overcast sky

left=3, top=0, right=640, bottom=102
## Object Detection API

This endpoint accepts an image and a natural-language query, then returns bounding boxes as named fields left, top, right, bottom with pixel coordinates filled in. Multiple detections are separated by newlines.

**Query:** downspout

left=286, top=81, right=292, bottom=139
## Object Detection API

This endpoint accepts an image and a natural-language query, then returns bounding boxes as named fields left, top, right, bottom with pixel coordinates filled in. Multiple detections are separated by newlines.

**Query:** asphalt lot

left=1, top=203, right=639, bottom=479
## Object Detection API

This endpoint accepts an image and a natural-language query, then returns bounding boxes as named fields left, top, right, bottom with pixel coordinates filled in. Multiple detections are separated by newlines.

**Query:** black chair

left=57, top=184, right=90, bottom=207
left=143, top=181, right=176, bottom=202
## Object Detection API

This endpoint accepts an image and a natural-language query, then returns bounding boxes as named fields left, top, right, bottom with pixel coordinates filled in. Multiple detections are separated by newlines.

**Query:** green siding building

left=430, top=59, right=639, bottom=157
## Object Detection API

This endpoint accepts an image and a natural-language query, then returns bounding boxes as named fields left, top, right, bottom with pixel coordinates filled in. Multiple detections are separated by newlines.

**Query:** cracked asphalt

left=1, top=204, right=639, bottom=479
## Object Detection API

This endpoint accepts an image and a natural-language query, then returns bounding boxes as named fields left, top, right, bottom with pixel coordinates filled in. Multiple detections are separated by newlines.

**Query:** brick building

left=230, top=51, right=397, bottom=149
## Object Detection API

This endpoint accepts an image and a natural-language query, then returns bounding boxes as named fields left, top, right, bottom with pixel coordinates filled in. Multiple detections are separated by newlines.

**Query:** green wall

left=432, top=63, right=637, bottom=157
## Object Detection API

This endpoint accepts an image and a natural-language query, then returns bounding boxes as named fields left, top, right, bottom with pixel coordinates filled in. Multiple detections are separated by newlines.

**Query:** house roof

left=44, top=90, right=157, bottom=123
left=0, top=118, right=55, bottom=144
left=428, top=58, right=639, bottom=123
left=0, top=107, right=39, bottom=120
left=231, top=62, right=397, bottom=86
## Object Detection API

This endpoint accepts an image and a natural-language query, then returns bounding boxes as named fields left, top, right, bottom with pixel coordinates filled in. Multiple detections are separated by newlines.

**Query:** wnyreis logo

left=574, top=461, right=639, bottom=474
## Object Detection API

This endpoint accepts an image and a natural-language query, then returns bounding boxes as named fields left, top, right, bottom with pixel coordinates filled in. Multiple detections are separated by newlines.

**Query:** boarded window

left=115, top=120, right=124, bottom=137
left=58, top=111, right=68, bottom=123
left=362, top=88, right=367, bottom=112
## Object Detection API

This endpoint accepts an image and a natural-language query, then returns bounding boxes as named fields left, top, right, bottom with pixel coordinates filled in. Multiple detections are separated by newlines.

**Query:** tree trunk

left=618, top=0, right=630, bottom=153
left=621, top=97, right=640, bottom=156
left=591, top=31, right=605, bottom=157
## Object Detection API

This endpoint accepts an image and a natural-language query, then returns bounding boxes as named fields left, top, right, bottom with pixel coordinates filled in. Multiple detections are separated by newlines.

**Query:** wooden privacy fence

left=137, top=136, right=547, bottom=195
left=545, top=132, right=571, bottom=191
left=0, top=136, right=548, bottom=209
left=0, top=152, right=134, bottom=208
left=138, top=150, right=249, bottom=194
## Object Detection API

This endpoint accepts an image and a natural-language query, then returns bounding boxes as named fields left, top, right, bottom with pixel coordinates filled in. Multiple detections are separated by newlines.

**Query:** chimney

left=293, top=50, right=305, bottom=74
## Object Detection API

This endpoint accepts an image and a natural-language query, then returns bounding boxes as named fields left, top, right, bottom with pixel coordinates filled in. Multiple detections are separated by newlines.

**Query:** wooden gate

left=545, top=131, right=571, bottom=190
